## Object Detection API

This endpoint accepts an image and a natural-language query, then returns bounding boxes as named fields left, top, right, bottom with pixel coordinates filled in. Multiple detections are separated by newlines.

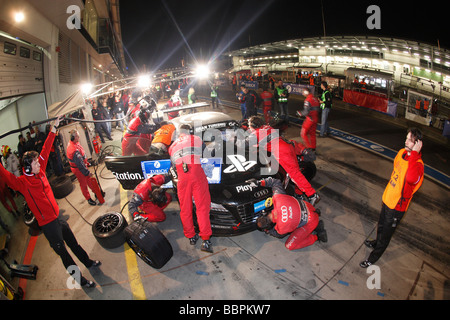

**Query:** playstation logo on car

left=224, top=155, right=257, bottom=173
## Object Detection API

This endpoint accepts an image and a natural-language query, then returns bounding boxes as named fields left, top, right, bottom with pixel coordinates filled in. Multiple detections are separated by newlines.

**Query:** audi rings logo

left=254, top=189, right=269, bottom=198
left=280, top=205, right=292, bottom=223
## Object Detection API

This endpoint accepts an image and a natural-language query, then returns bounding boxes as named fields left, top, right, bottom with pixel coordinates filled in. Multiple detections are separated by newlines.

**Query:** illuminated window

left=4, top=42, right=16, bottom=55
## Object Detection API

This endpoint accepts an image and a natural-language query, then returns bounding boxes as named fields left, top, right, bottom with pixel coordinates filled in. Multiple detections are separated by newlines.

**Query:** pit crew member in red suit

left=0, top=117, right=100, bottom=288
left=121, top=107, right=156, bottom=156
left=297, top=88, right=320, bottom=150
left=166, top=89, right=183, bottom=120
left=67, top=130, right=104, bottom=206
left=168, top=124, right=213, bottom=253
left=260, top=86, right=274, bottom=124
left=128, top=174, right=172, bottom=221
left=256, top=177, right=327, bottom=250
left=248, top=116, right=320, bottom=206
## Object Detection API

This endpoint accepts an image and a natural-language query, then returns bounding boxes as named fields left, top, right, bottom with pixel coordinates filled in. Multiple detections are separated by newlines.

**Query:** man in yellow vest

left=360, top=128, right=424, bottom=268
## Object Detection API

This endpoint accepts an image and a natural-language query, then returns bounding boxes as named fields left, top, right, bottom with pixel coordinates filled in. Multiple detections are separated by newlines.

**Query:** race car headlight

left=210, top=202, right=229, bottom=213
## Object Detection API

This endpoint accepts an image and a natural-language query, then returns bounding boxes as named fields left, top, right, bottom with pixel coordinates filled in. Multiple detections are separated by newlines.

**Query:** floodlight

left=81, top=83, right=93, bottom=95
left=137, top=75, right=151, bottom=88
left=14, top=12, right=25, bottom=23
left=194, top=64, right=210, bottom=79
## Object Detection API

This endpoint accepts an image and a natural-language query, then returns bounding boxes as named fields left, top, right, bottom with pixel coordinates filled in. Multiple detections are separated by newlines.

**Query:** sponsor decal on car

left=112, top=171, right=144, bottom=180
left=224, top=154, right=257, bottom=173
left=253, top=197, right=273, bottom=213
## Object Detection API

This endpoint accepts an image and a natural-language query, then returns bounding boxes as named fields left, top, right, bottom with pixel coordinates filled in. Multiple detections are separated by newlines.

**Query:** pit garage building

left=227, top=36, right=450, bottom=136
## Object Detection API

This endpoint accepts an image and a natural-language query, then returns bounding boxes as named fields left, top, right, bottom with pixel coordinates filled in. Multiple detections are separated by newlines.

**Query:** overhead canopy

left=47, top=89, right=85, bottom=118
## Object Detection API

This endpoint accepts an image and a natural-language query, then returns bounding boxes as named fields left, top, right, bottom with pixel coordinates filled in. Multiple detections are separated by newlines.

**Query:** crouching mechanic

left=256, top=177, right=327, bottom=250
left=128, top=174, right=172, bottom=221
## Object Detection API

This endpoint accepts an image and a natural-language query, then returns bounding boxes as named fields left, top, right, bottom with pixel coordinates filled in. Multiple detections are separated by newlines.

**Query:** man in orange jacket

left=150, top=121, right=176, bottom=154
left=0, top=117, right=100, bottom=288
left=360, top=128, right=424, bottom=268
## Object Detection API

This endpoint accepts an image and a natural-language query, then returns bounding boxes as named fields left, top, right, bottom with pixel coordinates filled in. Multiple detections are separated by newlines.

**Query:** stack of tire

left=92, top=213, right=173, bottom=269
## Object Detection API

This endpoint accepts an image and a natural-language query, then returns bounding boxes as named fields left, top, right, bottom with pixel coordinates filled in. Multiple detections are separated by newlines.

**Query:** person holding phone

left=360, top=128, right=424, bottom=268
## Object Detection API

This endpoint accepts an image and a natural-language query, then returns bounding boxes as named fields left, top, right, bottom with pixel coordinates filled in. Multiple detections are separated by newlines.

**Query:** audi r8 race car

left=105, top=111, right=316, bottom=236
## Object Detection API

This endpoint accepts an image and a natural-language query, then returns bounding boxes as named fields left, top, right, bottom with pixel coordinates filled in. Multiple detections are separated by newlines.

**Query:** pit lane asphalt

left=1, top=92, right=449, bottom=303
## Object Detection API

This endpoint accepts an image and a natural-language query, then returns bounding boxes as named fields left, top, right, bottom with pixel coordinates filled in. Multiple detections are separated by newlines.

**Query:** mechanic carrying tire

left=168, top=124, right=213, bottom=253
left=128, top=174, right=172, bottom=221
left=256, top=177, right=328, bottom=250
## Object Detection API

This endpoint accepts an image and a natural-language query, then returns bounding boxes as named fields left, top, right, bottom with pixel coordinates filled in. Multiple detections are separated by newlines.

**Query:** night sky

left=119, top=0, right=448, bottom=74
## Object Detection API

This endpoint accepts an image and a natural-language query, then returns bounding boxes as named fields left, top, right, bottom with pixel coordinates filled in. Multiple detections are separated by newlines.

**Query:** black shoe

left=359, top=260, right=372, bottom=268
left=89, top=260, right=102, bottom=268
left=315, top=220, right=328, bottom=242
left=364, top=239, right=377, bottom=249
left=82, top=280, right=96, bottom=288
left=87, top=198, right=96, bottom=206
left=308, top=193, right=321, bottom=206
left=201, top=240, right=213, bottom=253
left=189, top=234, right=199, bottom=245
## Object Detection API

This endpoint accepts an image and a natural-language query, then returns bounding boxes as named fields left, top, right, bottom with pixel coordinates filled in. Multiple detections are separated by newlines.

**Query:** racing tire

left=50, top=175, right=74, bottom=199
left=92, top=212, right=128, bottom=249
left=124, top=219, right=173, bottom=269
left=299, top=161, right=317, bottom=182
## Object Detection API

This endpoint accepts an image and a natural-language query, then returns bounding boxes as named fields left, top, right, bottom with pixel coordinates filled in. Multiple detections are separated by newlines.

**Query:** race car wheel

left=92, top=212, right=128, bottom=249
left=50, top=175, right=74, bottom=199
left=124, top=219, right=173, bottom=269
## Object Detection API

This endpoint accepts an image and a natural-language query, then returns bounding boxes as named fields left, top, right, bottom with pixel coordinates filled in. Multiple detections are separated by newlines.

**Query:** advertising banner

left=285, top=83, right=315, bottom=95
left=343, top=90, right=396, bottom=116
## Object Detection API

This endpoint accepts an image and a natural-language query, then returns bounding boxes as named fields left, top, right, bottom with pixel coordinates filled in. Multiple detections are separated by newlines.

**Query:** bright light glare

left=194, top=64, right=210, bottom=79
left=137, top=75, right=151, bottom=88
left=14, top=12, right=25, bottom=23
left=81, top=83, right=93, bottom=94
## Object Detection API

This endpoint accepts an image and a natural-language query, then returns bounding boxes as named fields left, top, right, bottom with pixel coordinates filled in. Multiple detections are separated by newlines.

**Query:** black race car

left=104, top=111, right=316, bottom=236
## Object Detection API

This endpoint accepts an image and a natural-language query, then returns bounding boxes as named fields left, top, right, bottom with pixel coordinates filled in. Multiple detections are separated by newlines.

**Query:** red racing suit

left=0, top=132, right=59, bottom=226
left=261, top=177, right=319, bottom=250
left=260, top=90, right=273, bottom=124
left=167, top=95, right=182, bottom=120
left=129, top=174, right=172, bottom=222
left=299, top=94, right=320, bottom=149
left=67, top=139, right=103, bottom=202
left=250, top=125, right=316, bottom=197
left=168, top=133, right=212, bottom=240
left=122, top=116, right=154, bottom=156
